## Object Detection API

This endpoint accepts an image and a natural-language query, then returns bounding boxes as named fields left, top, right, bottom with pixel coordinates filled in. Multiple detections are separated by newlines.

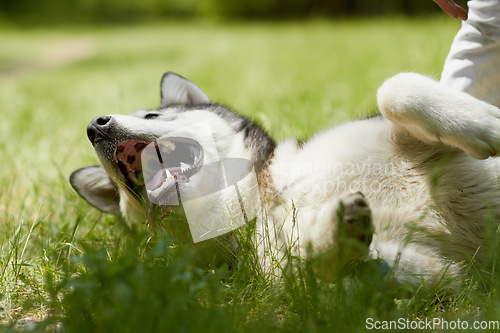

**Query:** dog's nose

left=87, top=115, right=114, bottom=144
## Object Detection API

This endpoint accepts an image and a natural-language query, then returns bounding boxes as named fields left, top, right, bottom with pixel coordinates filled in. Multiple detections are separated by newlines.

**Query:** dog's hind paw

left=444, top=107, right=500, bottom=160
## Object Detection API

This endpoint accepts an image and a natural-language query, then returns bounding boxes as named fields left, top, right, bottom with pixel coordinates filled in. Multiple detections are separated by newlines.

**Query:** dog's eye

left=144, top=113, right=159, bottom=120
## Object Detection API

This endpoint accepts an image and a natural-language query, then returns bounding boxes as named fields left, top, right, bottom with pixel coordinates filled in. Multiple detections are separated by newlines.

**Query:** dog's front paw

left=336, top=191, right=373, bottom=247
left=307, top=192, right=374, bottom=281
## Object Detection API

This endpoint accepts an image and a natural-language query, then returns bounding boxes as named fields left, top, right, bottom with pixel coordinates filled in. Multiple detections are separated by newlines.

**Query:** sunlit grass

left=2, top=17, right=499, bottom=332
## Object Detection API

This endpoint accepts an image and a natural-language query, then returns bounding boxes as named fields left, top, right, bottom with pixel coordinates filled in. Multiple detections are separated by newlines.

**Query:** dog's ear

left=70, top=166, right=120, bottom=214
left=160, top=72, right=210, bottom=107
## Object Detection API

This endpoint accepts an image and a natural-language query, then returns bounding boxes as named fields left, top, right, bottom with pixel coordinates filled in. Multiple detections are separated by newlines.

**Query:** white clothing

left=441, top=0, right=500, bottom=106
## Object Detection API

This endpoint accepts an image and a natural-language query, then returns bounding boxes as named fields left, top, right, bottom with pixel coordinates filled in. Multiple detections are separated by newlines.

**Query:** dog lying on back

left=71, top=72, right=500, bottom=286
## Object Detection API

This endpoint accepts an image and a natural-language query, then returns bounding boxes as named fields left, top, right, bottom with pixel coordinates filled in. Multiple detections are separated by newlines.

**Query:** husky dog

left=71, top=72, right=500, bottom=286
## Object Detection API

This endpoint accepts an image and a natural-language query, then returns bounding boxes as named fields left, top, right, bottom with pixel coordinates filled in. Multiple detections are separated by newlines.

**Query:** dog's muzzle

left=87, top=115, right=114, bottom=144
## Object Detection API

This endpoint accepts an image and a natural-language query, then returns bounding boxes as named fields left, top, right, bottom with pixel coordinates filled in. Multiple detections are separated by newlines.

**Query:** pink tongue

left=149, top=169, right=168, bottom=190
left=147, top=167, right=184, bottom=190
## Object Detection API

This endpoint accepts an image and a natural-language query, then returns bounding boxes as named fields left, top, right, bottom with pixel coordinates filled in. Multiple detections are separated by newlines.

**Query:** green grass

left=1, top=17, right=499, bottom=332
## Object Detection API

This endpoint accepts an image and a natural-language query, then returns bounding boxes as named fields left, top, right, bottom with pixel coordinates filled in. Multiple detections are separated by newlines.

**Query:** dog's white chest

left=270, top=117, right=428, bottom=209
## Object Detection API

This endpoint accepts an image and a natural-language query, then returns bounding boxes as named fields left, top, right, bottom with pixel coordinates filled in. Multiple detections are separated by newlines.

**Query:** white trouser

left=441, top=0, right=500, bottom=106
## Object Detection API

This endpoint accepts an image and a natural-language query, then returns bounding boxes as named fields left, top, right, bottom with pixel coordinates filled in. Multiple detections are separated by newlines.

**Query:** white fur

left=73, top=72, right=500, bottom=288
left=262, top=73, right=500, bottom=285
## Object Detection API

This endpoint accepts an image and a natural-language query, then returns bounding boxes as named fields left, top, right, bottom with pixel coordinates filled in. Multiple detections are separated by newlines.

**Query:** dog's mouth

left=115, top=138, right=203, bottom=205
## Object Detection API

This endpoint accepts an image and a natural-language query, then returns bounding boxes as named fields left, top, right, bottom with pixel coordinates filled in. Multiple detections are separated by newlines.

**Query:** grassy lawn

left=1, top=18, right=499, bottom=331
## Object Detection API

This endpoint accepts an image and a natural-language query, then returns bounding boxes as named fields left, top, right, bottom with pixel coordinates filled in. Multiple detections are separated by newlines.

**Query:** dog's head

left=70, top=73, right=275, bottom=236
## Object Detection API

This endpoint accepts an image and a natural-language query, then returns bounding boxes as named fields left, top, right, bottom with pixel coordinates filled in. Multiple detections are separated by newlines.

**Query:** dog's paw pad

left=337, top=191, right=373, bottom=245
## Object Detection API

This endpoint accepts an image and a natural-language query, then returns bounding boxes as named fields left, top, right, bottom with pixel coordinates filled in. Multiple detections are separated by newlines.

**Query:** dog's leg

left=306, top=191, right=373, bottom=281
left=377, top=72, right=500, bottom=159
left=335, top=191, right=373, bottom=248
left=370, top=241, right=463, bottom=289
